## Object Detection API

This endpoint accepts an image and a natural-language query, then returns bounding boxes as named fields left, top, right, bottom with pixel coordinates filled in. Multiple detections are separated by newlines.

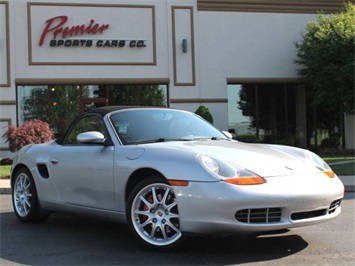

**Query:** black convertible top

left=87, top=105, right=143, bottom=116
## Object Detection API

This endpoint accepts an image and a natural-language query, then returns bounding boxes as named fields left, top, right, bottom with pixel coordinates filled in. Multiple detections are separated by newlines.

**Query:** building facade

left=1, top=0, right=354, bottom=157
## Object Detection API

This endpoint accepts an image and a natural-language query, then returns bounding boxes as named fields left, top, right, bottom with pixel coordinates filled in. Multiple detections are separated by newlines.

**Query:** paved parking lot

left=1, top=193, right=354, bottom=265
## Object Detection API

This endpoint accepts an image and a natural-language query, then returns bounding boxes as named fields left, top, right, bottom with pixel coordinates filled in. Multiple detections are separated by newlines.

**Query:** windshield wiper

left=211, top=137, right=226, bottom=140
left=130, top=138, right=192, bottom=144
left=191, top=137, right=227, bottom=141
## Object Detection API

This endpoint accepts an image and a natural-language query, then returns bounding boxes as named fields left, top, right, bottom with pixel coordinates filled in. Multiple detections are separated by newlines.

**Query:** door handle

left=50, top=159, right=58, bottom=165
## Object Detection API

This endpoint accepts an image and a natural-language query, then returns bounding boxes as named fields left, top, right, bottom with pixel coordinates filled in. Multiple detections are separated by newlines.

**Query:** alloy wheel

left=14, top=173, right=32, bottom=217
left=130, top=182, right=182, bottom=247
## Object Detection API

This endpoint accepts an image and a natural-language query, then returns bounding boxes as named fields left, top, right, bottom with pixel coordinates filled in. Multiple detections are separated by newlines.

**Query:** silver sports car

left=11, top=106, right=344, bottom=250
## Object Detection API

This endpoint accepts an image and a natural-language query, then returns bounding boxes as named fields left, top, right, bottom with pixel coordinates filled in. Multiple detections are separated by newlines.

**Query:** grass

left=322, top=156, right=355, bottom=164
left=322, top=156, right=355, bottom=176
left=330, top=162, right=355, bottom=176
left=0, top=165, right=11, bottom=178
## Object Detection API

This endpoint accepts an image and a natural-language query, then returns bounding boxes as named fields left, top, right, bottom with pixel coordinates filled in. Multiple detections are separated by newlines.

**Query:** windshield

left=109, top=109, right=227, bottom=145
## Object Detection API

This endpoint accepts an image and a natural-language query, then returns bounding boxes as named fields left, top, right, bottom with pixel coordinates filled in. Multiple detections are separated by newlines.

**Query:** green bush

left=319, top=148, right=355, bottom=156
left=321, top=137, right=340, bottom=148
left=195, top=105, right=213, bottom=124
left=235, top=134, right=260, bottom=143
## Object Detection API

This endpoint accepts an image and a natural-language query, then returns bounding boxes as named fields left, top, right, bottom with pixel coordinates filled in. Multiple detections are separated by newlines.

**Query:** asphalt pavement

left=1, top=193, right=354, bottom=265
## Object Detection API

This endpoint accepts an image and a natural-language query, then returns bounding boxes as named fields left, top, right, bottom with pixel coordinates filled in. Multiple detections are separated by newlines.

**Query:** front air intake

left=291, top=209, right=327, bottom=221
left=235, top=208, right=282, bottom=224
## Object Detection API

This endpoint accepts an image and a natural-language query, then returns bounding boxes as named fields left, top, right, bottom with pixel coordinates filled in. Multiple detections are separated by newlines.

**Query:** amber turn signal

left=223, top=176, right=266, bottom=185
left=169, top=180, right=189, bottom=186
left=323, top=170, right=335, bottom=178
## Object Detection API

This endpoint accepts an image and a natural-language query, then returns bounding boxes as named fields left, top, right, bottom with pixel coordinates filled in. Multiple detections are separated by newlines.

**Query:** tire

left=127, top=176, right=184, bottom=250
left=12, top=168, right=50, bottom=222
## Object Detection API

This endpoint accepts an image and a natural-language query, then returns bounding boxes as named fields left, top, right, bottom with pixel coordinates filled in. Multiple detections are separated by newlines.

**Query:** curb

left=0, top=187, right=11, bottom=195
left=338, top=175, right=355, bottom=192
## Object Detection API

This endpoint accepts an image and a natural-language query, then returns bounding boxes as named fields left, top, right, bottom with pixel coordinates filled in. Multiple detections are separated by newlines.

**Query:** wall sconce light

left=182, top=39, right=187, bottom=53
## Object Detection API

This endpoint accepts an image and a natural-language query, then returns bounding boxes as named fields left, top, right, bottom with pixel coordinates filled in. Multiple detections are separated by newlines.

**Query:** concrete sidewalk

left=0, top=179, right=11, bottom=195
left=1, top=176, right=354, bottom=195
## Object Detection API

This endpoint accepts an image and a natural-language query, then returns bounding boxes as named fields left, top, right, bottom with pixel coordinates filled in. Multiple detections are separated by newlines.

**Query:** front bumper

left=173, top=173, right=344, bottom=234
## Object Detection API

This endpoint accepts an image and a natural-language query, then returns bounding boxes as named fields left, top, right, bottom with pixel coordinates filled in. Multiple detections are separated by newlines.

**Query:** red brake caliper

left=141, top=194, right=153, bottom=222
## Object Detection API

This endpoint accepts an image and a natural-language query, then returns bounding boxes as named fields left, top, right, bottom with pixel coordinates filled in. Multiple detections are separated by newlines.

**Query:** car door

left=48, top=114, right=115, bottom=210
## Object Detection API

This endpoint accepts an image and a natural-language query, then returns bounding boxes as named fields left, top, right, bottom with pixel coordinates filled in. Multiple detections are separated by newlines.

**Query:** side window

left=65, top=115, right=108, bottom=145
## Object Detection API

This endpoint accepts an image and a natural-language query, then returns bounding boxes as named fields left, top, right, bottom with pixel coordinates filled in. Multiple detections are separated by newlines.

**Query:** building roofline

left=197, top=0, right=347, bottom=14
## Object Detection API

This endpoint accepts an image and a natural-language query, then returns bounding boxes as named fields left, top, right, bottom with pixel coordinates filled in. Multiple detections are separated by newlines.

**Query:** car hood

left=146, top=139, right=320, bottom=177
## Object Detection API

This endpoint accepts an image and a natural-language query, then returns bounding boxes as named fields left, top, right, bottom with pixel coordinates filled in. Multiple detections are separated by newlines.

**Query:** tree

left=97, top=85, right=166, bottom=107
left=23, top=87, right=49, bottom=122
left=295, top=3, right=355, bottom=116
left=23, top=85, right=86, bottom=135
left=195, top=105, right=213, bottom=124
left=49, top=85, right=83, bottom=134
left=237, top=84, right=297, bottom=144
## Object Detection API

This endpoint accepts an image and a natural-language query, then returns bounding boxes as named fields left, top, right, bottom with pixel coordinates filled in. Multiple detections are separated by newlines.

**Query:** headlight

left=271, top=145, right=336, bottom=178
left=198, top=155, right=266, bottom=185
left=199, top=156, right=220, bottom=175
left=305, top=151, right=335, bottom=178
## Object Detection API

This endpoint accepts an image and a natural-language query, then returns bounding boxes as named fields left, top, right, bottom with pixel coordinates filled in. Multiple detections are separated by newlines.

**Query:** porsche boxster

left=11, top=106, right=344, bottom=250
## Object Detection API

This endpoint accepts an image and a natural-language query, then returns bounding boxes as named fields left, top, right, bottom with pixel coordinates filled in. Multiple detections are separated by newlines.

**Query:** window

left=110, top=109, right=226, bottom=145
left=16, top=84, right=168, bottom=137
left=65, top=115, right=107, bottom=145
left=228, top=84, right=304, bottom=147
left=228, top=83, right=344, bottom=149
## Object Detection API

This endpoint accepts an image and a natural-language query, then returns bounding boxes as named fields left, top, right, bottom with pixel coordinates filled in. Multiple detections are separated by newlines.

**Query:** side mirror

left=77, top=131, right=106, bottom=144
left=223, top=131, right=233, bottom=139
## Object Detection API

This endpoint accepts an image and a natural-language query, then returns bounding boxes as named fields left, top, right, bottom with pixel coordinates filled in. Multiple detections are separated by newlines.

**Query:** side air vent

left=235, top=208, right=282, bottom=224
left=37, top=164, right=50, bottom=179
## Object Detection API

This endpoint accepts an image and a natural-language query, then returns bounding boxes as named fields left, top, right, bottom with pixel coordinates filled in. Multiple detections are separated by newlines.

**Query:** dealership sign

left=29, top=4, right=156, bottom=65
left=39, top=15, right=146, bottom=48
